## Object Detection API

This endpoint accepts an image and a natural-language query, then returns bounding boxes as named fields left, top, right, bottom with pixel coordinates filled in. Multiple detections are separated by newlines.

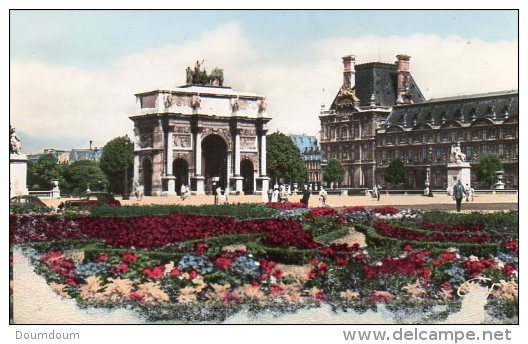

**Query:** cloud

left=10, top=26, right=518, bottom=153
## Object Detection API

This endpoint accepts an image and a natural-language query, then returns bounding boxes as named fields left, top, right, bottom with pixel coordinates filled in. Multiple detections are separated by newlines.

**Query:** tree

left=266, top=132, right=308, bottom=184
left=64, top=160, right=109, bottom=194
left=100, top=136, right=134, bottom=195
left=383, top=158, right=405, bottom=187
left=475, top=154, right=503, bottom=188
left=322, top=159, right=344, bottom=187
left=27, top=154, right=64, bottom=190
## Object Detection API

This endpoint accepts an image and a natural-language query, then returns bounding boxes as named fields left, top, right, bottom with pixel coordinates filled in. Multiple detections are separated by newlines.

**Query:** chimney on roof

left=342, top=54, right=356, bottom=89
left=396, top=54, right=412, bottom=104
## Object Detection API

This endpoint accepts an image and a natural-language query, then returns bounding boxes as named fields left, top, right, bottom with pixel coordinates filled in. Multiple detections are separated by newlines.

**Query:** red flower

left=307, top=207, right=338, bottom=219
left=368, top=291, right=393, bottom=304
left=505, top=240, right=518, bottom=251
left=169, top=268, right=181, bottom=277
left=143, top=266, right=163, bottom=279
left=250, top=280, right=260, bottom=287
left=342, top=206, right=367, bottom=213
left=259, top=259, right=277, bottom=274
left=309, top=258, right=318, bottom=265
left=117, top=263, right=128, bottom=273
left=214, top=254, right=232, bottom=270
left=194, top=241, right=207, bottom=255
left=336, top=217, right=345, bottom=224
left=371, top=207, right=399, bottom=215
left=438, top=252, right=457, bottom=262
left=502, top=264, right=515, bottom=277
left=336, top=257, right=349, bottom=266
left=307, top=271, right=317, bottom=279
left=314, top=291, right=325, bottom=301
left=265, top=202, right=307, bottom=209
left=432, top=260, right=441, bottom=266
left=129, top=291, right=144, bottom=302
left=272, top=269, right=283, bottom=279
left=354, top=253, right=365, bottom=261
left=441, top=282, right=452, bottom=290
left=189, top=270, right=198, bottom=279
left=96, top=253, right=108, bottom=262
left=321, top=247, right=335, bottom=256
left=64, top=277, right=78, bottom=287
left=480, top=259, right=495, bottom=268
left=402, top=244, right=413, bottom=252
left=269, top=285, right=282, bottom=295
left=420, top=268, right=431, bottom=280
left=122, top=252, right=137, bottom=263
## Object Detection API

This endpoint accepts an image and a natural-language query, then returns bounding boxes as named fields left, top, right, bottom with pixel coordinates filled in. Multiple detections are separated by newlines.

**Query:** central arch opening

left=202, top=134, right=228, bottom=192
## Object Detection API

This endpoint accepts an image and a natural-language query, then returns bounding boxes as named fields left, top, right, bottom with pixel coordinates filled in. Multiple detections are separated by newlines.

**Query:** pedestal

left=191, top=176, right=205, bottom=195
left=446, top=162, right=471, bottom=195
left=256, top=176, right=270, bottom=202
left=229, top=176, right=244, bottom=195
left=161, top=176, right=177, bottom=196
left=10, top=154, right=29, bottom=198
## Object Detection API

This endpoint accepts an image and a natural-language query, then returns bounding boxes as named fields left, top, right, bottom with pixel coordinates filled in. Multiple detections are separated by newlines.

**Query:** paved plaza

left=42, top=192, right=518, bottom=211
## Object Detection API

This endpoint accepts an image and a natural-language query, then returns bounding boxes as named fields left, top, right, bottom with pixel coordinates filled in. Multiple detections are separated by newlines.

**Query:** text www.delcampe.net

left=343, top=328, right=513, bottom=343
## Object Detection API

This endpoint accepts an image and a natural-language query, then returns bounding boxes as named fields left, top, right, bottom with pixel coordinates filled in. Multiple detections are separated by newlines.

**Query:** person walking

left=453, top=180, right=466, bottom=212
left=464, top=183, right=471, bottom=202
left=301, top=187, right=311, bottom=207
left=271, top=188, right=279, bottom=202
left=180, top=184, right=188, bottom=201
left=215, top=184, right=223, bottom=205
left=318, top=186, right=327, bottom=207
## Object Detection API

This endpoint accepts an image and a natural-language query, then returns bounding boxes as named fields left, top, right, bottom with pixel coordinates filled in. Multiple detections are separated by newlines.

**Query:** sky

left=10, top=10, right=518, bottom=153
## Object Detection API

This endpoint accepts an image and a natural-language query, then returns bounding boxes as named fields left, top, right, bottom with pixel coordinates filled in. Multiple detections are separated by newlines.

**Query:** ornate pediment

left=333, top=87, right=360, bottom=110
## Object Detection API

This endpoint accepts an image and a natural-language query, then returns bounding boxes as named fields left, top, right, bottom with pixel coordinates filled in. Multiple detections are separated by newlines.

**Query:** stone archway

left=241, top=159, right=254, bottom=194
left=202, top=134, right=228, bottom=192
left=142, top=158, right=153, bottom=196
left=173, top=158, right=189, bottom=195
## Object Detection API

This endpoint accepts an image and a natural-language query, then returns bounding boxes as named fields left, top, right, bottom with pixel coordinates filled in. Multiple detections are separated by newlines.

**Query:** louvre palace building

left=319, top=54, right=518, bottom=189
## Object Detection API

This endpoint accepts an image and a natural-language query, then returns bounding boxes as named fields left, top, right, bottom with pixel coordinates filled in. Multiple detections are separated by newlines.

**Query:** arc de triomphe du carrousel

left=129, top=61, right=271, bottom=197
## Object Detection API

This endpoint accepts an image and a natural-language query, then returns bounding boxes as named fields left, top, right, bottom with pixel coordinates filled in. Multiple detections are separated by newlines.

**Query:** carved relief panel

left=173, top=127, right=192, bottom=148
left=239, top=128, right=257, bottom=151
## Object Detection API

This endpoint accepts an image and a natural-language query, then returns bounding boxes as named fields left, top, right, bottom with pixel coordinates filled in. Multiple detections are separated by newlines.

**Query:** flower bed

left=11, top=206, right=519, bottom=323
left=11, top=214, right=306, bottom=249
left=373, top=221, right=493, bottom=243
left=419, top=223, right=486, bottom=232
left=265, top=202, right=306, bottom=210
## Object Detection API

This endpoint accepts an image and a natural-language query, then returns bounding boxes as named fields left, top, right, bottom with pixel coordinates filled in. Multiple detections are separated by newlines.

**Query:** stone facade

left=129, top=71, right=271, bottom=196
left=320, top=54, right=518, bottom=189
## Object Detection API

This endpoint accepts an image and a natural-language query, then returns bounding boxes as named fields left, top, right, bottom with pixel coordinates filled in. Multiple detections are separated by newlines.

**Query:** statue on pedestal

left=10, top=125, right=21, bottom=155
left=450, top=142, right=466, bottom=163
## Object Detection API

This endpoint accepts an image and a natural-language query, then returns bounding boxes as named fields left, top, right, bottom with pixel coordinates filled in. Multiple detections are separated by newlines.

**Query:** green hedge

left=88, top=203, right=279, bottom=220
left=355, top=223, right=502, bottom=256
left=315, top=227, right=349, bottom=243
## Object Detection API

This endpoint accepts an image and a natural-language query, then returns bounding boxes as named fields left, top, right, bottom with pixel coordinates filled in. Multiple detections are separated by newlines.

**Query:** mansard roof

left=289, top=134, right=321, bottom=160
left=384, top=90, right=518, bottom=128
left=354, top=62, right=425, bottom=107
